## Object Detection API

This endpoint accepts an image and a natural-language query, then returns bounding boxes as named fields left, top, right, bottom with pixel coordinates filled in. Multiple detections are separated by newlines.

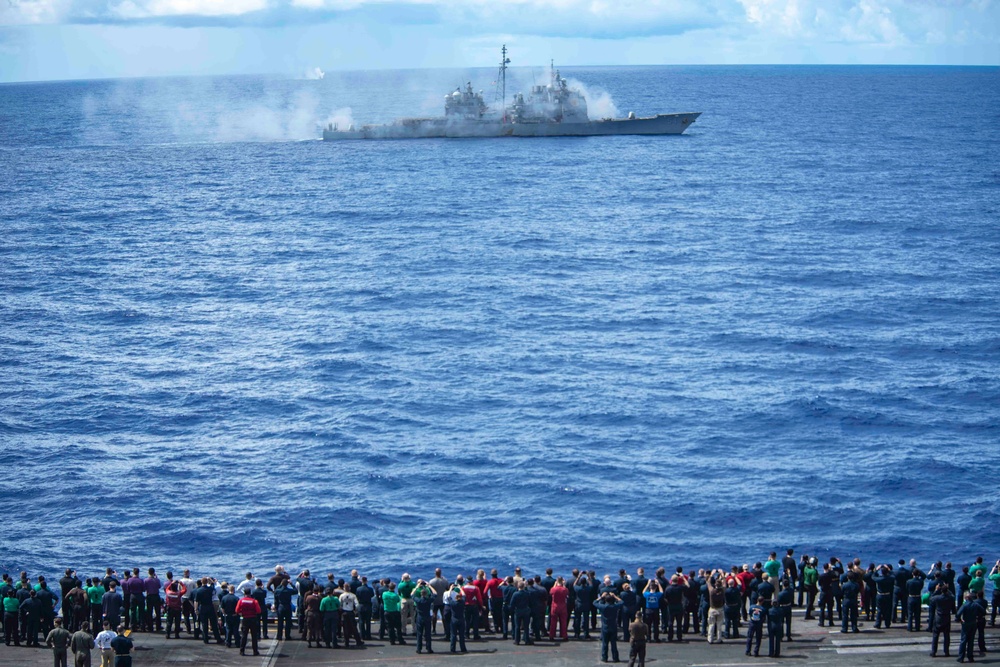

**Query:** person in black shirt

left=355, top=578, right=374, bottom=640
left=782, top=551, right=798, bottom=604
left=250, top=580, right=268, bottom=640
left=929, top=584, right=955, bottom=657
left=193, top=580, right=222, bottom=644
left=110, top=625, right=134, bottom=667
left=840, top=572, right=861, bottom=633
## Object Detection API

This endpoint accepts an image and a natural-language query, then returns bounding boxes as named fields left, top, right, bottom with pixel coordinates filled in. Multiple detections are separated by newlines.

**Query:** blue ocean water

left=1, top=65, right=999, bottom=580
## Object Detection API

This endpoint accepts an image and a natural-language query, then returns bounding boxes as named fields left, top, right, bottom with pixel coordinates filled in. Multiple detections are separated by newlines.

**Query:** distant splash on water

left=302, top=67, right=325, bottom=81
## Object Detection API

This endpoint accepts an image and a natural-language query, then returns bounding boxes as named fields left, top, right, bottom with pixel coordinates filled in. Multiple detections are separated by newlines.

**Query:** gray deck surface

left=3, top=608, right=997, bottom=666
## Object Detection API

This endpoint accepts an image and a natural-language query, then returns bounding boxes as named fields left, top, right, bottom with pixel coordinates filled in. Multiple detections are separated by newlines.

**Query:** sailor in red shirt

left=163, top=578, right=187, bottom=639
left=736, top=565, right=756, bottom=621
left=548, top=577, right=570, bottom=641
left=462, top=577, right=484, bottom=640
left=484, top=570, right=504, bottom=636
left=235, top=588, right=262, bottom=656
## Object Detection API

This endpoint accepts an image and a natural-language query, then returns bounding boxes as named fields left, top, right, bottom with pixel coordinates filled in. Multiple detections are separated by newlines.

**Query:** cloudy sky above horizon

left=2, top=0, right=997, bottom=82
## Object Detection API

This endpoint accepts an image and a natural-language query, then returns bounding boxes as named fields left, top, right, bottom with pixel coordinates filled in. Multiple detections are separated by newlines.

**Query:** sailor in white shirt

left=95, top=624, right=117, bottom=667
left=235, top=574, right=256, bottom=596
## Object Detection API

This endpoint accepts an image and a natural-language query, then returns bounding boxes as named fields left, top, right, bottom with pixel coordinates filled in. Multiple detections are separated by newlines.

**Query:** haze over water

left=1, top=65, right=999, bottom=578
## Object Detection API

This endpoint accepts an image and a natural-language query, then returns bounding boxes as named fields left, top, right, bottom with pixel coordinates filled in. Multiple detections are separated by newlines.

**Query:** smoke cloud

left=565, top=78, right=620, bottom=120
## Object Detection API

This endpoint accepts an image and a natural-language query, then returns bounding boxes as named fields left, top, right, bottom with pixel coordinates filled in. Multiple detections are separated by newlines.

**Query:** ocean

left=1, top=65, right=998, bottom=582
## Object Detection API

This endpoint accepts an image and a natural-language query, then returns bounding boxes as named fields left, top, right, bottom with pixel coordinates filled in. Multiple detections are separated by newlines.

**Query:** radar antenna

left=495, top=45, right=510, bottom=123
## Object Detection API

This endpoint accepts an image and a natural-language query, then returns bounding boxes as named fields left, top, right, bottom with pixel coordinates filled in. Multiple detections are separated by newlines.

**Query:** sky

left=1, top=0, right=998, bottom=82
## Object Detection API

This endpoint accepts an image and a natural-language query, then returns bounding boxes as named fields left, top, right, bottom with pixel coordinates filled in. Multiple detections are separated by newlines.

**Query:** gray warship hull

left=323, top=112, right=700, bottom=140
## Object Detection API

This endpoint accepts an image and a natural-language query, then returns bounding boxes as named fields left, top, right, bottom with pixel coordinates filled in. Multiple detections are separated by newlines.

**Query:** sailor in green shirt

left=989, top=561, right=1000, bottom=626
left=763, top=553, right=782, bottom=584
left=3, top=590, right=19, bottom=646
left=969, top=558, right=986, bottom=578
left=801, top=561, right=819, bottom=620
left=319, top=590, right=341, bottom=648
left=87, top=582, right=106, bottom=636
left=968, top=571, right=986, bottom=595
left=381, top=583, right=404, bottom=645
left=397, top=574, right=416, bottom=637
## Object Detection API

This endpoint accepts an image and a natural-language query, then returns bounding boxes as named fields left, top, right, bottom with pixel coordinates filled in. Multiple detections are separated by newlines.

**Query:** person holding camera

left=594, top=591, right=623, bottom=663
left=872, top=565, right=894, bottom=629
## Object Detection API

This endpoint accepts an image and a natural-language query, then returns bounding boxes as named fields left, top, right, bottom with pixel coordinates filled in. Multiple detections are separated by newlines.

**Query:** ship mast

left=496, top=44, right=510, bottom=123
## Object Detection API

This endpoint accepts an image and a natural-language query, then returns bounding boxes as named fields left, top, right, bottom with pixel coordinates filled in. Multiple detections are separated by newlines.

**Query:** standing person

left=163, top=578, right=186, bottom=639
left=220, top=585, right=240, bottom=648
left=109, top=625, right=133, bottom=667
left=796, top=554, right=810, bottom=606
left=20, top=589, right=43, bottom=646
left=319, top=588, right=340, bottom=648
left=176, top=570, right=196, bottom=637
left=38, top=580, right=59, bottom=637
left=930, top=583, right=955, bottom=657
left=840, top=571, right=861, bottom=633
left=428, top=569, right=449, bottom=636
left=500, top=576, right=516, bottom=640
left=763, top=553, right=782, bottom=585
left=94, top=622, right=116, bottom=667
left=86, top=580, right=105, bottom=638
left=744, top=598, right=765, bottom=657
left=956, top=592, right=984, bottom=663
left=381, top=582, right=404, bottom=645
left=595, top=591, right=623, bottom=663
left=3, top=588, right=19, bottom=646
left=66, top=582, right=88, bottom=634
left=59, top=571, right=80, bottom=631
left=234, top=573, right=255, bottom=597
left=294, top=570, right=314, bottom=638
left=413, top=585, right=433, bottom=654
left=620, top=582, right=638, bottom=643
left=802, top=558, right=819, bottom=621
left=355, top=577, right=374, bottom=641
left=906, top=568, right=925, bottom=632
left=124, top=571, right=144, bottom=633
left=143, top=569, right=162, bottom=633
left=663, top=575, right=688, bottom=643
left=472, top=570, right=491, bottom=634
left=461, top=577, right=483, bottom=641
left=627, top=611, right=647, bottom=667
left=641, top=579, right=662, bottom=643
left=528, top=577, right=547, bottom=642
left=872, top=565, right=894, bottom=629
left=235, top=587, right=261, bottom=656
left=573, top=573, right=593, bottom=640
left=250, top=580, right=268, bottom=640
left=272, top=578, right=296, bottom=641
left=397, top=574, right=416, bottom=637
left=549, top=576, right=569, bottom=641
left=724, top=577, right=742, bottom=639
left=101, top=585, right=123, bottom=636
left=47, top=617, right=73, bottom=667
left=71, top=621, right=94, bottom=667
left=447, top=585, right=468, bottom=653
left=373, top=579, right=388, bottom=641
left=818, top=563, right=837, bottom=627
left=706, top=573, right=725, bottom=644
left=974, top=592, right=988, bottom=656
left=339, top=584, right=363, bottom=648
left=988, top=560, right=1000, bottom=627
left=302, top=587, right=322, bottom=648
left=194, top=579, right=222, bottom=644
left=485, top=570, right=504, bottom=635
left=509, top=582, right=531, bottom=646
left=767, top=591, right=784, bottom=658
left=777, top=577, right=794, bottom=641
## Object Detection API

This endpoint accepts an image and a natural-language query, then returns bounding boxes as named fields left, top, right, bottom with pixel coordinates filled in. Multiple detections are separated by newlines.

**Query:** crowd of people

left=2, top=553, right=998, bottom=666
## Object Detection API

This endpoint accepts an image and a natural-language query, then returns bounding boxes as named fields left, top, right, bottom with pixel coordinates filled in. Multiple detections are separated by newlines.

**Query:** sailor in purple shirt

left=144, top=569, right=163, bottom=633
left=125, top=572, right=146, bottom=632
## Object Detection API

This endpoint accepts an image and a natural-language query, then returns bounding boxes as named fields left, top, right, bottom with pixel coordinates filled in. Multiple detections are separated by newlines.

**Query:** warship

left=322, top=46, right=700, bottom=140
